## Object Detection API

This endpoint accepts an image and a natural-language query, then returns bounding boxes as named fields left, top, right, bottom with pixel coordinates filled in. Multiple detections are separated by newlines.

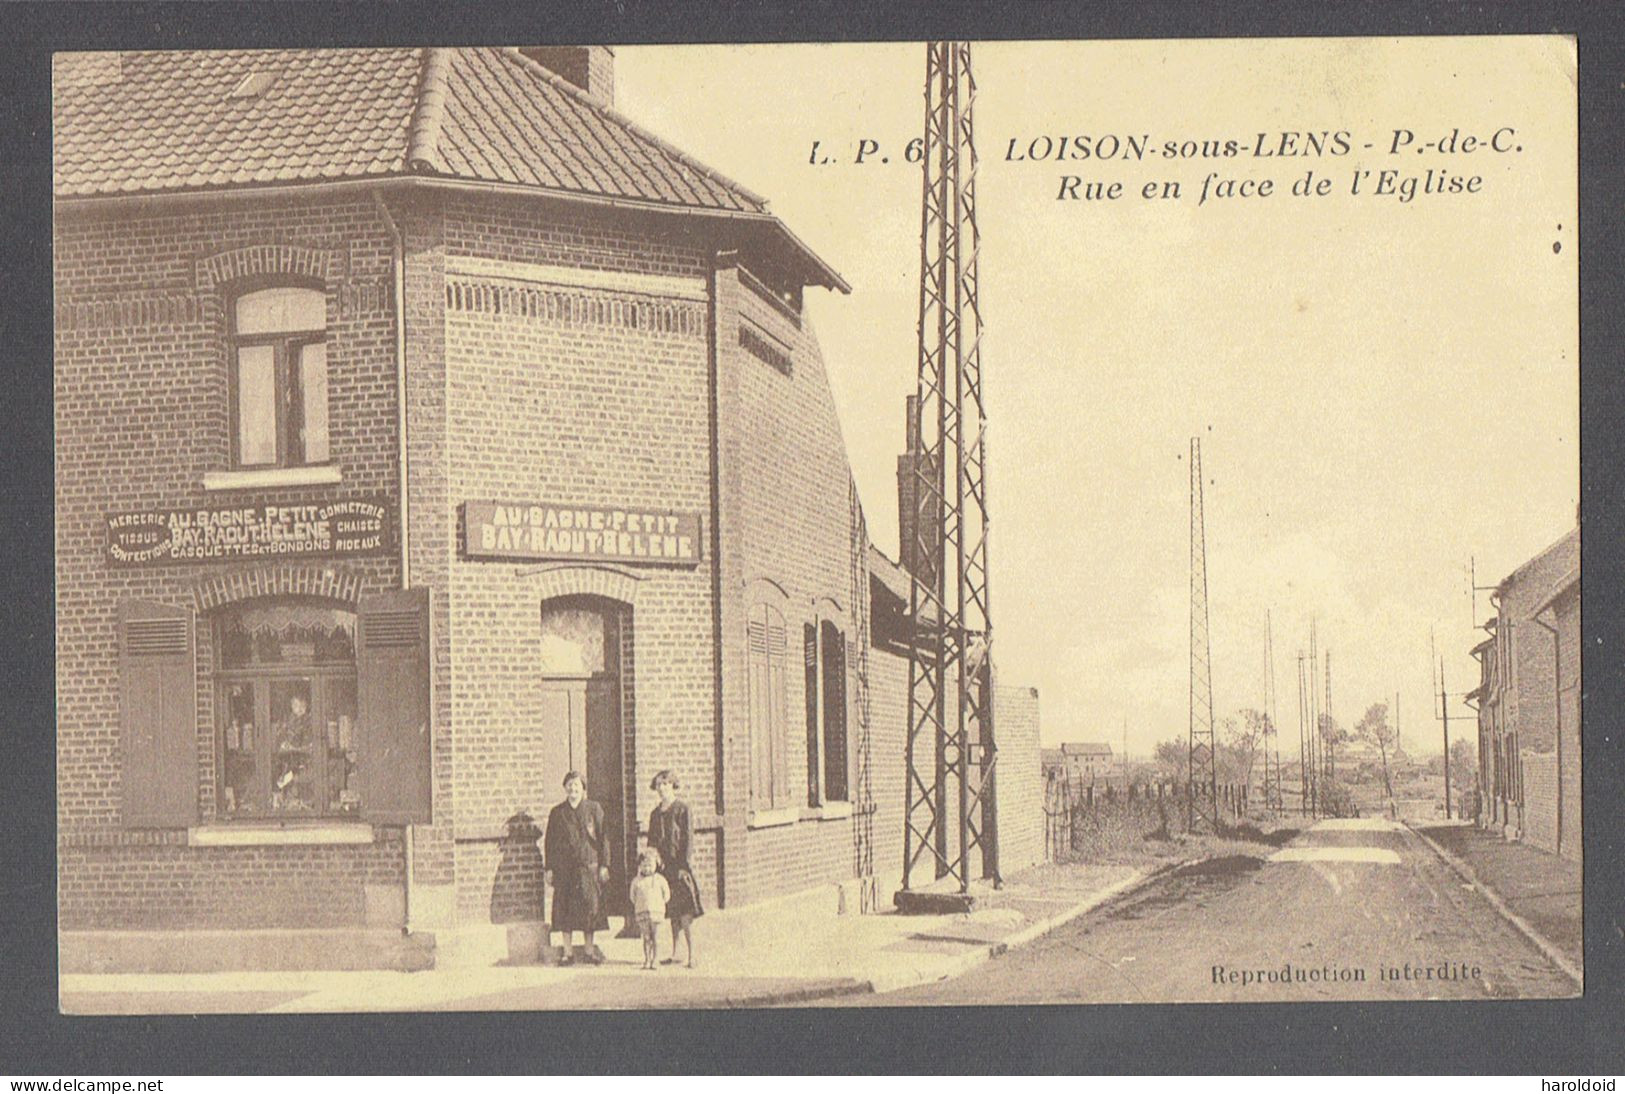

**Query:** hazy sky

left=617, top=38, right=1578, bottom=757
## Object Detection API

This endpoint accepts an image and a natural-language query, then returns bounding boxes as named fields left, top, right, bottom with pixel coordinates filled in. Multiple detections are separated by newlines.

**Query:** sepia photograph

left=51, top=33, right=1581, bottom=1016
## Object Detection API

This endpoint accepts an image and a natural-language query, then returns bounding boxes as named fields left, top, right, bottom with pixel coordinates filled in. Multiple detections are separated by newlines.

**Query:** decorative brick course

left=195, top=243, right=341, bottom=293
left=191, top=564, right=365, bottom=612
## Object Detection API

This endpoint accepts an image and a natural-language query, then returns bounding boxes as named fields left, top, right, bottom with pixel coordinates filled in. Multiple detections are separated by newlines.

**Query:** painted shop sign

left=463, top=500, right=702, bottom=567
left=107, top=497, right=392, bottom=565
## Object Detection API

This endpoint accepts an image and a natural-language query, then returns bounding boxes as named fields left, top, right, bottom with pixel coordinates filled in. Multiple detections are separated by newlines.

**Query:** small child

left=629, top=848, right=671, bottom=971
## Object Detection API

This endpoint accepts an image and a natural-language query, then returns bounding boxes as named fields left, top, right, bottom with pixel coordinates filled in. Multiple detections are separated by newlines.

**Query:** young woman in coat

left=544, top=770, right=610, bottom=965
left=647, top=769, right=704, bottom=967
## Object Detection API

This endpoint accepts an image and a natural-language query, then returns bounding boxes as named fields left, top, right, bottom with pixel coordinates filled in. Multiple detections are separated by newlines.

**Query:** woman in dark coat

left=544, top=770, right=610, bottom=965
left=648, top=769, right=704, bottom=967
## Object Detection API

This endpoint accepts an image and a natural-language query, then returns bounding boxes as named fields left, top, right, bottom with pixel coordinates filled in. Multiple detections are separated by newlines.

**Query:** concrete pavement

left=1410, top=820, right=1583, bottom=985
left=60, top=861, right=1148, bottom=1013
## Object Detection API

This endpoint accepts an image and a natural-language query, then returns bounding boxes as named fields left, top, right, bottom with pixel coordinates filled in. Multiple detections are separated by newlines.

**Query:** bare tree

left=1355, top=702, right=1396, bottom=810
left=1225, top=708, right=1268, bottom=791
left=1154, top=737, right=1189, bottom=784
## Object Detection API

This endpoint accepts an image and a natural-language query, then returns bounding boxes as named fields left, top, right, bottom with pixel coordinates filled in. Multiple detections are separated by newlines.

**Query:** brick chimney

left=518, top=46, right=614, bottom=110
left=897, top=395, right=941, bottom=590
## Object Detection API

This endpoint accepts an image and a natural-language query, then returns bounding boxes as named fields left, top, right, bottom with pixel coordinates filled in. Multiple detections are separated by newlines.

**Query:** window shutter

left=804, top=623, right=820, bottom=806
left=357, top=587, right=432, bottom=825
left=822, top=624, right=849, bottom=801
left=767, top=617, right=789, bottom=807
left=119, top=600, right=197, bottom=828
left=748, top=615, right=769, bottom=804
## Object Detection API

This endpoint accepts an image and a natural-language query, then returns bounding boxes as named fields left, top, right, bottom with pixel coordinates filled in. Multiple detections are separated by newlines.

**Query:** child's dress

left=630, top=872, right=671, bottom=937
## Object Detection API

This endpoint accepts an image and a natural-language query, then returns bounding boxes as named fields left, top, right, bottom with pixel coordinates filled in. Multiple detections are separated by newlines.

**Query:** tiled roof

left=55, top=49, right=421, bottom=197
left=1060, top=742, right=1113, bottom=756
left=53, top=47, right=767, bottom=216
left=436, top=49, right=762, bottom=212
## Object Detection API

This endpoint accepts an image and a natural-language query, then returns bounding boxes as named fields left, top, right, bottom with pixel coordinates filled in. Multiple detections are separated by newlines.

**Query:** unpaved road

left=839, top=818, right=1578, bottom=1005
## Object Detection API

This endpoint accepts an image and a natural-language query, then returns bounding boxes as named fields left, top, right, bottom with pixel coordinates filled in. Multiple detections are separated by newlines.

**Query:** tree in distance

left=1355, top=701, right=1397, bottom=814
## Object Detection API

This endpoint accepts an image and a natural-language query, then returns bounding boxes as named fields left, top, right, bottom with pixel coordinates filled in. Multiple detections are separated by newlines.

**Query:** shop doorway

left=539, top=596, right=630, bottom=917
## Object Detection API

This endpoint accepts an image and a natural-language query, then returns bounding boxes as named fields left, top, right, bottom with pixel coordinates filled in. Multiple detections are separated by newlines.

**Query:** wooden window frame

left=228, top=282, right=329, bottom=471
left=213, top=598, right=358, bottom=821
left=818, top=619, right=850, bottom=803
left=747, top=601, right=791, bottom=811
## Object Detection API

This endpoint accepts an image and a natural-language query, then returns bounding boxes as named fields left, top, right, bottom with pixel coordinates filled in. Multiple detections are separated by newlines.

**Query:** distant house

left=1042, top=741, right=1116, bottom=784
left=1468, top=526, right=1579, bottom=862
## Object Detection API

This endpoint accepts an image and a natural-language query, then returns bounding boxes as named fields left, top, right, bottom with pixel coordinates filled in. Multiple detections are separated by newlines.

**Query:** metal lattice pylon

left=901, top=41, right=998, bottom=896
left=1188, top=437, right=1220, bottom=832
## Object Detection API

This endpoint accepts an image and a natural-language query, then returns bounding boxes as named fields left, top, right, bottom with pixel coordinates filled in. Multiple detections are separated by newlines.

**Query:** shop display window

left=215, top=600, right=359, bottom=819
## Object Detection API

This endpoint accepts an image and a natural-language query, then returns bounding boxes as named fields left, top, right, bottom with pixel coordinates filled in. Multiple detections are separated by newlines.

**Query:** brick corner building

left=54, top=46, right=1043, bottom=969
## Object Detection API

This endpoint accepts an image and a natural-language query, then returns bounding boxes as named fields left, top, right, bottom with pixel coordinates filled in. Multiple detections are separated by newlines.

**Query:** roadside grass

left=1063, top=814, right=1300, bottom=872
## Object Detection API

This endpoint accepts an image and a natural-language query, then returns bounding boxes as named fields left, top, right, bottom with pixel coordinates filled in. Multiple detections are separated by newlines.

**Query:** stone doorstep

left=59, top=928, right=435, bottom=975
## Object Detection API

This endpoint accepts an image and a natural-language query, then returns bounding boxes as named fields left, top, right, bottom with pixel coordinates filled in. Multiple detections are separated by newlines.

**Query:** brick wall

left=1520, top=750, right=1558, bottom=854
left=432, top=194, right=878, bottom=917
left=864, top=652, right=1044, bottom=892
left=866, top=647, right=909, bottom=899
left=59, top=832, right=406, bottom=930
left=994, top=684, right=1043, bottom=874
left=440, top=193, right=720, bottom=921
left=1498, top=529, right=1578, bottom=753
left=55, top=195, right=410, bottom=930
left=727, top=270, right=870, bottom=906
left=1556, top=591, right=1580, bottom=862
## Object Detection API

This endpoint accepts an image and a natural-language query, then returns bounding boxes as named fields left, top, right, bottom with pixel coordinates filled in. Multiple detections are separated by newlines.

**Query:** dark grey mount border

left=4, top=0, right=1622, bottom=1077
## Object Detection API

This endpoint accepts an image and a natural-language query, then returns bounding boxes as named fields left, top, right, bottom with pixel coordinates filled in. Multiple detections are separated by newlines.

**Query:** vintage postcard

left=53, top=35, right=1579, bottom=1012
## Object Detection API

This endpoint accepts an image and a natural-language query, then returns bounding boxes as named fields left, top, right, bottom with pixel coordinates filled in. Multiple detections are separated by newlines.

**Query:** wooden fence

left=1043, top=772, right=1251, bottom=862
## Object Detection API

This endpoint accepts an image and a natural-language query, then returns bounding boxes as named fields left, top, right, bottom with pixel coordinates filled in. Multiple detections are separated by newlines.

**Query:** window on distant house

left=231, top=285, right=328, bottom=468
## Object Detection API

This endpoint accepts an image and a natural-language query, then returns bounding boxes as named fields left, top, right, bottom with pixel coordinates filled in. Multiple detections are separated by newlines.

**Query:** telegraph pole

left=1439, top=658, right=1453, bottom=820
left=1323, top=648, right=1334, bottom=781
left=1297, top=652, right=1310, bottom=816
left=1262, top=610, right=1282, bottom=810
left=1308, top=621, right=1321, bottom=813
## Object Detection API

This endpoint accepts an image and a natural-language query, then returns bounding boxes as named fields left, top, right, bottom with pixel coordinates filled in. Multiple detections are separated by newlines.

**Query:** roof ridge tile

left=404, top=47, right=451, bottom=173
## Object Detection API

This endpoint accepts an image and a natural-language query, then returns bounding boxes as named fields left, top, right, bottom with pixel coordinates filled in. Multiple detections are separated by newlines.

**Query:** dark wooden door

left=585, top=677, right=625, bottom=913
left=539, top=675, right=626, bottom=915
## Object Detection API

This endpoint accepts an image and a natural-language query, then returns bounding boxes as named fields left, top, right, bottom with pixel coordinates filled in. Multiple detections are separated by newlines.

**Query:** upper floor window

left=231, top=285, right=328, bottom=468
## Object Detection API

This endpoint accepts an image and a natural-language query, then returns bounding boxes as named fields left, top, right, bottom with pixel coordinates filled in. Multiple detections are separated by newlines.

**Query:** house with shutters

left=54, top=46, right=1045, bottom=970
